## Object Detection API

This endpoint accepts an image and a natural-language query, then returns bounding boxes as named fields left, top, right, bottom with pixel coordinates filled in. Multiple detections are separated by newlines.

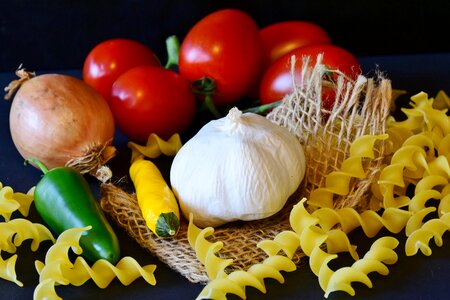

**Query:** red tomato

left=259, top=44, right=361, bottom=110
left=260, top=21, right=331, bottom=69
left=83, top=39, right=160, bottom=103
left=178, top=9, right=263, bottom=106
left=110, top=66, right=196, bottom=142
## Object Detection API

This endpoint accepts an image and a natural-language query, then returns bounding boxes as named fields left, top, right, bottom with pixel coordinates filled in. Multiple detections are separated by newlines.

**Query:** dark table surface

left=0, top=53, right=449, bottom=299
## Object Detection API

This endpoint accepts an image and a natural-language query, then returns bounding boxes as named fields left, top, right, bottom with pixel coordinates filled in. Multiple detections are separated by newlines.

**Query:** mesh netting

left=100, top=55, right=393, bottom=284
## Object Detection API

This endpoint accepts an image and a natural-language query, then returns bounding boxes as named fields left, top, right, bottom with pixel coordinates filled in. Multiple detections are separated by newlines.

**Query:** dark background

left=0, top=2, right=450, bottom=299
left=1, top=0, right=449, bottom=72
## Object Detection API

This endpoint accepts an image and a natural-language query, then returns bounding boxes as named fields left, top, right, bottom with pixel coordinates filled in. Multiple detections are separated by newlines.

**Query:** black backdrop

left=1, top=0, right=449, bottom=72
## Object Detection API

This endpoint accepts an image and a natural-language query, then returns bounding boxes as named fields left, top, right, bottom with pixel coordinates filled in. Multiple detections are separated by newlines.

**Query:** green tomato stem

left=192, top=77, right=222, bottom=118
left=164, top=35, right=180, bottom=70
left=202, top=94, right=222, bottom=118
left=24, top=158, right=49, bottom=174
left=243, top=100, right=282, bottom=115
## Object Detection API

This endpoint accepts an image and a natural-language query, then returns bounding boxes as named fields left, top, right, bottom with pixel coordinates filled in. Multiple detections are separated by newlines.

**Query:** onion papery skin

left=9, top=73, right=116, bottom=175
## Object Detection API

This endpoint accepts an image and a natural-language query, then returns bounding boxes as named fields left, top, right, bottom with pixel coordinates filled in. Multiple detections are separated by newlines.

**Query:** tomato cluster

left=82, top=9, right=360, bottom=142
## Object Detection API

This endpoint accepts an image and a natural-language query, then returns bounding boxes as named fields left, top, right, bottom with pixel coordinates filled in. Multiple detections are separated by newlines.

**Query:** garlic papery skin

left=170, top=107, right=306, bottom=228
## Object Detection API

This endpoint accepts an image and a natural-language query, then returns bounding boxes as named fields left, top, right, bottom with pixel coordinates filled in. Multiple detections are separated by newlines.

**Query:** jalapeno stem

left=25, top=158, right=49, bottom=174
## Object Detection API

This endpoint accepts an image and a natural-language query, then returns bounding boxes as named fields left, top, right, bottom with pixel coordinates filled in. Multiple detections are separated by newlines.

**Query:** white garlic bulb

left=170, top=107, right=306, bottom=228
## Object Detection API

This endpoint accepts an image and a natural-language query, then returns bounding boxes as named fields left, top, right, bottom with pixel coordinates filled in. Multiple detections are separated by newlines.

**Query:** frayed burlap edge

left=268, top=54, right=392, bottom=210
left=100, top=54, right=393, bottom=284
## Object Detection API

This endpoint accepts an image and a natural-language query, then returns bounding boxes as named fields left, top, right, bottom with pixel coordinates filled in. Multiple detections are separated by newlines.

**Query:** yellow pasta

left=35, top=226, right=157, bottom=299
left=405, top=212, right=450, bottom=256
left=197, top=256, right=296, bottom=300
left=384, top=126, right=414, bottom=154
left=33, top=278, right=60, bottom=300
left=432, top=90, right=450, bottom=110
left=439, top=192, right=450, bottom=216
left=128, top=133, right=182, bottom=162
left=377, top=145, right=429, bottom=208
left=309, top=134, right=388, bottom=208
left=0, top=254, right=20, bottom=287
left=288, top=199, right=400, bottom=298
left=187, top=214, right=296, bottom=300
left=0, top=218, right=54, bottom=287
left=257, top=230, right=300, bottom=259
left=311, top=206, right=411, bottom=238
left=383, top=91, right=450, bottom=255
left=0, top=183, right=34, bottom=221
left=291, top=198, right=410, bottom=240
left=324, top=237, right=398, bottom=297
left=396, top=92, right=450, bottom=134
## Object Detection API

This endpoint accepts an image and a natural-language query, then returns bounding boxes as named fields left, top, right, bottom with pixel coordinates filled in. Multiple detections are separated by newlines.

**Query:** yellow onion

left=5, top=68, right=116, bottom=181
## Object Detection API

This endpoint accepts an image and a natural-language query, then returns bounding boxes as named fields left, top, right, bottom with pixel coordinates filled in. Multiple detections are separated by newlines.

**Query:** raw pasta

left=380, top=92, right=450, bottom=258
left=290, top=199, right=399, bottom=298
left=310, top=206, right=411, bottom=238
left=128, top=133, right=182, bottom=162
left=0, top=218, right=55, bottom=287
left=405, top=213, right=450, bottom=256
left=35, top=226, right=156, bottom=299
left=0, top=182, right=34, bottom=221
left=324, top=236, right=398, bottom=297
left=187, top=214, right=296, bottom=300
left=0, top=254, right=20, bottom=287
left=308, top=134, right=388, bottom=209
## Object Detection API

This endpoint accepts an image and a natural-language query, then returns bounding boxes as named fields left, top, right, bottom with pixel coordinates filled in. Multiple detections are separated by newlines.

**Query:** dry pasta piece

left=8, top=219, right=55, bottom=251
left=257, top=230, right=300, bottom=259
left=309, top=134, right=388, bottom=208
left=290, top=199, right=410, bottom=241
left=59, top=256, right=157, bottom=288
left=439, top=192, right=450, bottom=216
left=187, top=214, right=232, bottom=280
left=197, top=256, right=296, bottom=300
left=427, top=156, right=450, bottom=178
left=35, top=226, right=157, bottom=299
left=0, top=183, right=34, bottom=221
left=377, top=145, right=428, bottom=208
left=396, top=92, right=450, bottom=134
left=324, top=237, right=398, bottom=298
left=311, top=206, right=411, bottom=238
left=187, top=214, right=296, bottom=300
left=405, top=207, right=437, bottom=236
left=0, top=254, right=21, bottom=287
left=405, top=212, right=450, bottom=256
left=385, top=126, right=414, bottom=154
left=0, top=218, right=55, bottom=287
left=33, top=278, right=60, bottom=300
left=289, top=199, right=400, bottom=298
left=128, top=133, right=182, bottom=162
left=432, top=90, right=450, bottom=110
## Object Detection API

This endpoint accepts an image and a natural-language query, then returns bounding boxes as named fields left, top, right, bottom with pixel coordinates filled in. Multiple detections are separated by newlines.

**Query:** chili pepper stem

left=164, top=35, right=180, bottom=70
left=24, top=158, right=49, bottom=174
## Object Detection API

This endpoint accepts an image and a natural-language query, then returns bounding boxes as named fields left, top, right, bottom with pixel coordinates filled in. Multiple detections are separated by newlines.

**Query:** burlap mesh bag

left=100, top=55, right=392, bottom=284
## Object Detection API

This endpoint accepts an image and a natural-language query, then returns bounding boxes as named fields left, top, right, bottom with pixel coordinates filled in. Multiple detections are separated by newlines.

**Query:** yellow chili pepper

left=129, top=158, right=180, bottom=237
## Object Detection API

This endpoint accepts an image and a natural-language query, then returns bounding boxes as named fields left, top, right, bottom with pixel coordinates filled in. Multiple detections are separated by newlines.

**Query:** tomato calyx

left=191, top=77, right=222, bottom=118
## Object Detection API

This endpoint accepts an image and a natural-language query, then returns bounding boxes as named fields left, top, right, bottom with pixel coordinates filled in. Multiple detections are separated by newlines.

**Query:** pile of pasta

left=186, top=91, right=450, bottom=299
left=0, top=182, right=157, bottom=299
left=98, top=57, right=449, bottom=299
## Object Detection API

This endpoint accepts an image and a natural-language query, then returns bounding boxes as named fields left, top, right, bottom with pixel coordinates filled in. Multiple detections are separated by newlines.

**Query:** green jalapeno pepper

left=28, top=158, right=120, bottom=264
